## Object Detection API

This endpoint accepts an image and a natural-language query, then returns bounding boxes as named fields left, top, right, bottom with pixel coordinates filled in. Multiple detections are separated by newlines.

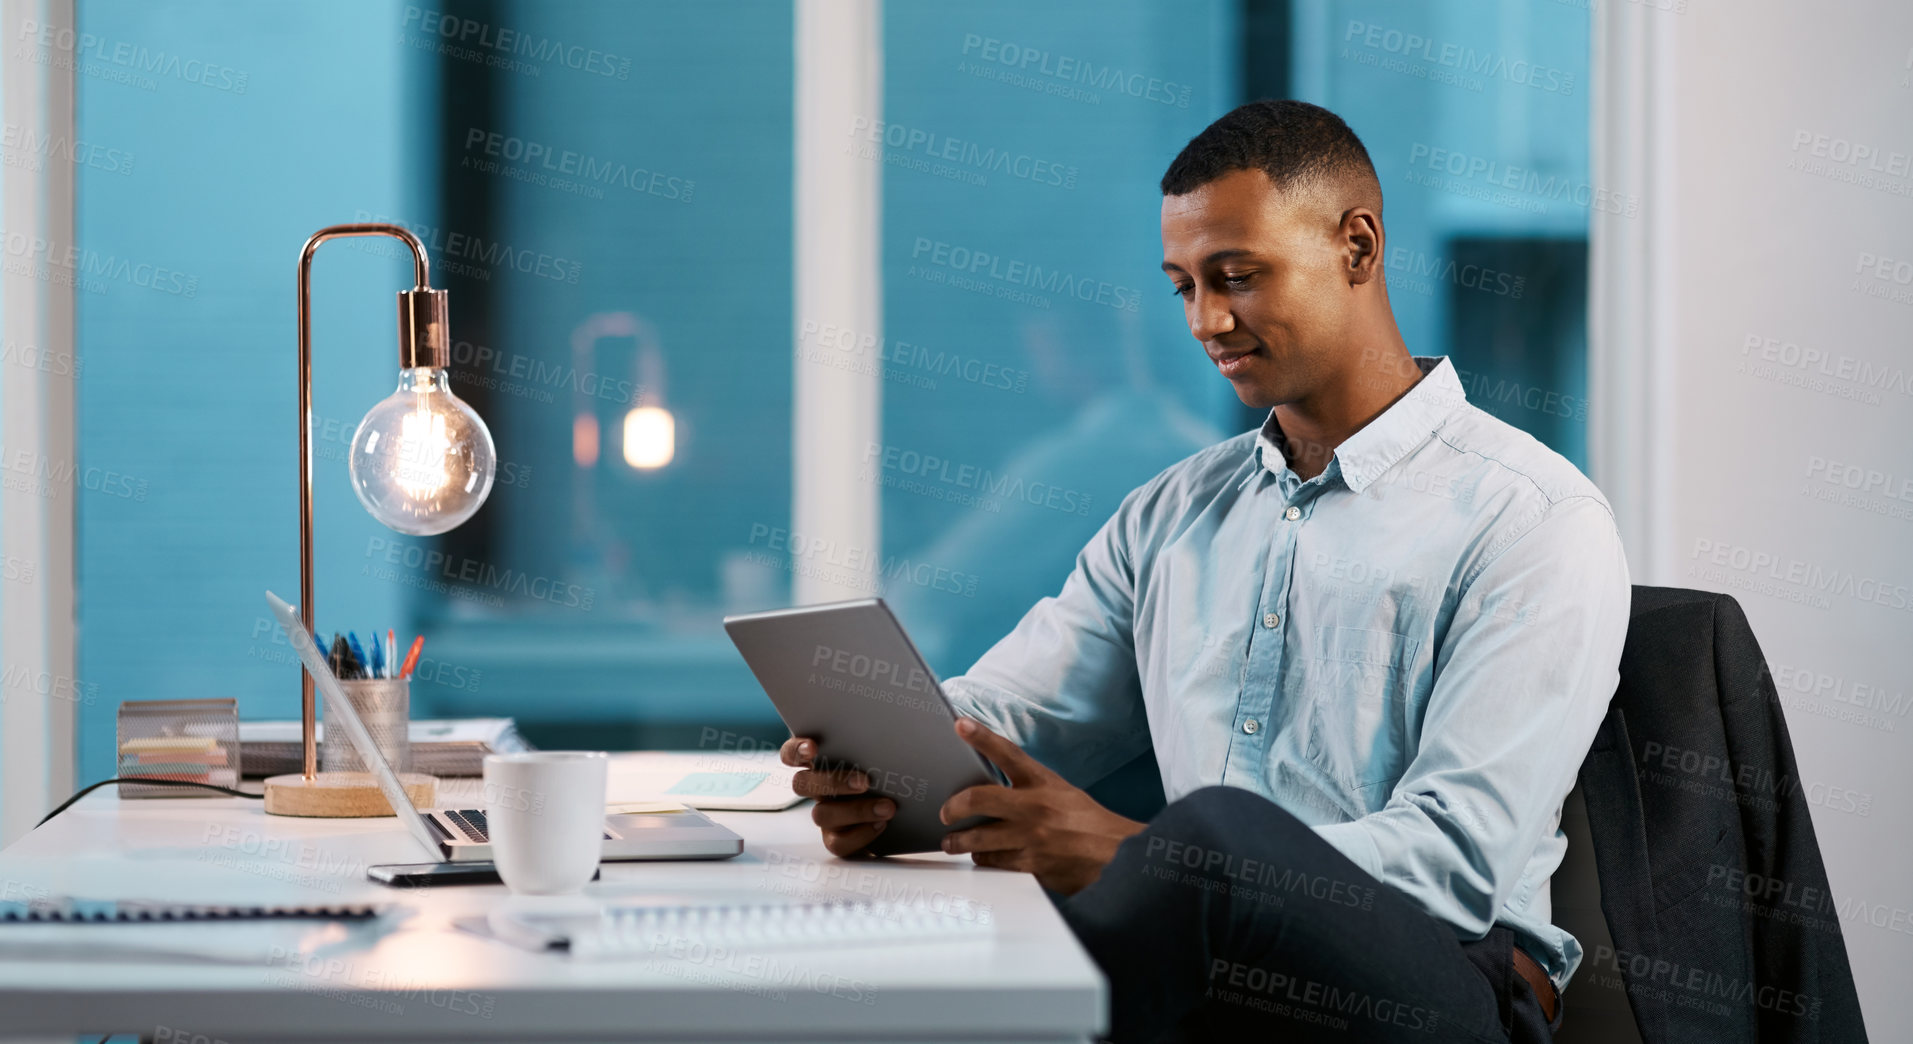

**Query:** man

left=782, top=100, right=1629, bottom=1043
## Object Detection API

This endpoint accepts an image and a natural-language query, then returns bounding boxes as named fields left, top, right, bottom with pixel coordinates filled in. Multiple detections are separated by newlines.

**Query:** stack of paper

left=117, top=736, right=237, bottom=788
left=238, top=718, right=533, bottom=777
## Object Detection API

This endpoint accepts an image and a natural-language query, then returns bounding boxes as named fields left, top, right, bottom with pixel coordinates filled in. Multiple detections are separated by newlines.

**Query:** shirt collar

left=1251, top=356, right=1466, bottom=493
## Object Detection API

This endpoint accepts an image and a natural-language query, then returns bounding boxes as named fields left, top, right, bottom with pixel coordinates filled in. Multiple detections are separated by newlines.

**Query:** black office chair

left=1553, top=779, right=1645, bottom=1042
left=1556, top=586, right=1867, bottom=1043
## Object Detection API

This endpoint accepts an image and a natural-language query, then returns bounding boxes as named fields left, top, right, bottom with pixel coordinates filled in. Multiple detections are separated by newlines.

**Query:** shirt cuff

left=940, top=677, right=985, bottom=720
left=1311, top=820, right=1385, bottom=883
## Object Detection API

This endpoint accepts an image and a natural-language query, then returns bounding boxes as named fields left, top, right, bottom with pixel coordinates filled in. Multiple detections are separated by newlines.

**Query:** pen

left=399, top=636, right=423, bottom=679
left=368, top=632, right=384, bottom=679
left=347, top=632, right=368, bottom=678
left=387, top=630, right=396, bottom=680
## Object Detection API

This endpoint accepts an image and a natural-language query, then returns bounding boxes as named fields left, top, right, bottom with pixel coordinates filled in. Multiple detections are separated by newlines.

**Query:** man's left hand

left=939, top=717, right=1144, bottom=895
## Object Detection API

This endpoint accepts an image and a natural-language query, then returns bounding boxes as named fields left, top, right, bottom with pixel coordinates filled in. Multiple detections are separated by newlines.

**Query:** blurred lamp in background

left=568, top=312, right=673, bottom=597
left=569, top=312, right=675, bottom=471
left=622, top=405, right=674, bottom=469
left=268, top=222, right=497, bottom=818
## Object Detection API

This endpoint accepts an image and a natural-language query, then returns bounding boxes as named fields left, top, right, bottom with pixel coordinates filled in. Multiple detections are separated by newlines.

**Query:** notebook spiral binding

left=0, top=897, right=385, bottom=923
left=495, top=899, right=994, bottom=959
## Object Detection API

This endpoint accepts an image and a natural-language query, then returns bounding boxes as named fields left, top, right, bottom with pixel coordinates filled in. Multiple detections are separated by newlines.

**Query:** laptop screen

left=265, top=590, right=444, bottom=861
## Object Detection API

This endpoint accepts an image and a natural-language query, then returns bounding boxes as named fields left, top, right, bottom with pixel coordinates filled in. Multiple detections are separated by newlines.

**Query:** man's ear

left=1340, top=207, right=1383, bottom=286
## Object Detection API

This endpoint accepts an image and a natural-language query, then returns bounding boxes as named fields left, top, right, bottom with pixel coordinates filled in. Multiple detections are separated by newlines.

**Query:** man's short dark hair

left=1160, top=99, right=1379, bottom=204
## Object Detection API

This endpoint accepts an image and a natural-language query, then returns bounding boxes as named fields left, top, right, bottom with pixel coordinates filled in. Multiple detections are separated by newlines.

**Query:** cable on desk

left=37, top=778, right=262, bottom=829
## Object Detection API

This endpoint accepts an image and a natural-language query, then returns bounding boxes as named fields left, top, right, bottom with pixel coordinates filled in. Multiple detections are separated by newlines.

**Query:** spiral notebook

left=478, top=899, right=992, bottom=959
left=0, top=896, right=385, bottom=923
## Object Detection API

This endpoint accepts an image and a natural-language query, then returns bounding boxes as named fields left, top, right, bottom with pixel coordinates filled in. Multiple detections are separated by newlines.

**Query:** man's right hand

left=780, top=737, right=896, bottom=857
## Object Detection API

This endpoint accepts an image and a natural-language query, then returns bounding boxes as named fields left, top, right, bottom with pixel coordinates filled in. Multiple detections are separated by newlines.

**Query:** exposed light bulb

left=349, top=367, right=495, bottom=535
left=394, top=408, right=452, bottom=496
left=622, top=405, right=675, bottom=469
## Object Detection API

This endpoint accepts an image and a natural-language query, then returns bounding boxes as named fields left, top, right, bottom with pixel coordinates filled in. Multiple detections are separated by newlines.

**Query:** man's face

left=1161, top=169, right=1359, bottom=409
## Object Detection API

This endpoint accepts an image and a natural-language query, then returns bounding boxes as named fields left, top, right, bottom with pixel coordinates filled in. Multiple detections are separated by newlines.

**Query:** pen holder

left=116, top=698, right=241, bottom=799
left=322, top=678, right=412, bottom=775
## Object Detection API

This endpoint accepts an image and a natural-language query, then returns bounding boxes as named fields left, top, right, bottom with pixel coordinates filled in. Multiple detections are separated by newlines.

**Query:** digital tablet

left=723, top=598, right=1002, bottom=856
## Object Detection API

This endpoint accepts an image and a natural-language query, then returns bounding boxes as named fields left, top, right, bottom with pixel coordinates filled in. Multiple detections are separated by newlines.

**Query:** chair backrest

left=1561, top=586, right=1868, bottom=1044
left=1552, top=782, right=1645, bottom=1043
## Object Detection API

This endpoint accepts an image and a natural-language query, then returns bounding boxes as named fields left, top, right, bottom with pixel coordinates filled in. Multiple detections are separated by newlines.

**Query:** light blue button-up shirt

left=943, top=356, right=1630, bottom=987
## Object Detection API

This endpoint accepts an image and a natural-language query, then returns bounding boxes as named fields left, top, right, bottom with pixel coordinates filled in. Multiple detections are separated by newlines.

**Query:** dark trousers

left=1058, top=786, right=1562, bottom=1044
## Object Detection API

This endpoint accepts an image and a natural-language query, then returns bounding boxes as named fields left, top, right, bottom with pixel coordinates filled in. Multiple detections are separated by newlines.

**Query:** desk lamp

left=263, top=222, right=497, bottom=817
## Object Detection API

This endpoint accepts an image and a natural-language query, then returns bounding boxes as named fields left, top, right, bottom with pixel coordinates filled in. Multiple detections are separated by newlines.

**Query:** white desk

left=0, top=754, right=1106, bottom=1042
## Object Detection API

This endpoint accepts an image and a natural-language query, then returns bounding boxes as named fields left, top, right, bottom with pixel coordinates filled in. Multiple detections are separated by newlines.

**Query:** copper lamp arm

left=293, top=223, right=447, bottom=780
left=301, top=222, right=431, bottom=288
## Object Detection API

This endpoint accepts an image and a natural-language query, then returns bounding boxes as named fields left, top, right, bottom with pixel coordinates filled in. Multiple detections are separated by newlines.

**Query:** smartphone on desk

left=367, top=862, right=602, bottom=888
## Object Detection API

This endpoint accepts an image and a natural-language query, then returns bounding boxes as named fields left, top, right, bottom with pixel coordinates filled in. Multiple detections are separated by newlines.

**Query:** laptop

left=265, top=591, right=744, bottom=865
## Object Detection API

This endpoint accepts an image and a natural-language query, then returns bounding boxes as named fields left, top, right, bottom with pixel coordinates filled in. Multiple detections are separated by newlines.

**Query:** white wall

left=1593, top=2, right=1913, bottom=1036
left=0, top=0, right=77, bottom=848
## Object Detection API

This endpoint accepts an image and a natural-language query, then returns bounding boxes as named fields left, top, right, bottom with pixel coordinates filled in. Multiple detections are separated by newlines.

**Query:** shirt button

left=1262, top=612, right=1281, bottom=629
left=1243, top=718, right=1260, bottom=735
left=1284, top=506, right=1301, bottom=521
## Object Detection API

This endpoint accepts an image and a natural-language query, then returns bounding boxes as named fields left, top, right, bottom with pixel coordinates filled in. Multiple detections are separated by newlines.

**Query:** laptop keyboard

left=444, top=809, right=489, bottom=842
left=443, top=808, right=615, bottom=843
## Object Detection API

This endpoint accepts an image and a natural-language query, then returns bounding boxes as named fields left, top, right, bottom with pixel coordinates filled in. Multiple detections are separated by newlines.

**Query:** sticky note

left=665, top=772, right=767, bottom=798
left=604, top=801, right=688, bottom=814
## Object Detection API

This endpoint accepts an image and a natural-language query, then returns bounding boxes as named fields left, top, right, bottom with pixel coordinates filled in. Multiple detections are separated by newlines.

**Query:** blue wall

left=1305, top=0, right=1593, bottom=464
left=878, top=0, right=1239, bottom=673
left=76, top=0, right=426, bottom=780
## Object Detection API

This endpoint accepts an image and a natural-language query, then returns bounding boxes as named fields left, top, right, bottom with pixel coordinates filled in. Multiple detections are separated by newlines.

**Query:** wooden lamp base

left=262, top=771, right=437, bottom=817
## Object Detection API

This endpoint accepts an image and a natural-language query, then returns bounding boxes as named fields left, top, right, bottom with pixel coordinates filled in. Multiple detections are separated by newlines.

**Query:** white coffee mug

left=483, top=751, right=608, bottom=895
